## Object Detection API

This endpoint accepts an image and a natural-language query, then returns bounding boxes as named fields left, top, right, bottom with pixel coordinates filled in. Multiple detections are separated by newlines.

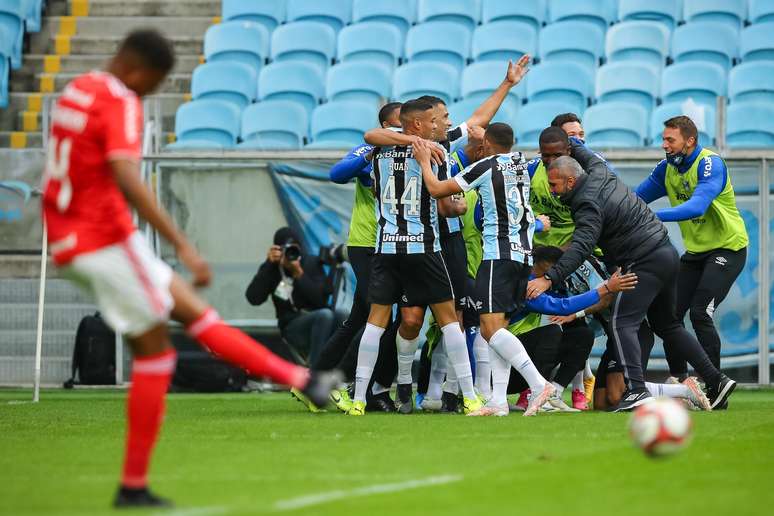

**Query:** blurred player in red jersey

left=42, top=29, right=340, bottom=509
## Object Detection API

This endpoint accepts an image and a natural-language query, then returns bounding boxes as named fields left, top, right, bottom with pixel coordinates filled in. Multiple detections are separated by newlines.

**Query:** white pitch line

left=274, top=474, right=464, bottom=511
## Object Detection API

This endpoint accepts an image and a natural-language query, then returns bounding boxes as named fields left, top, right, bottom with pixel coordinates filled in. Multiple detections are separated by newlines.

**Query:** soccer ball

left=628, top=397, right=692, bottom=457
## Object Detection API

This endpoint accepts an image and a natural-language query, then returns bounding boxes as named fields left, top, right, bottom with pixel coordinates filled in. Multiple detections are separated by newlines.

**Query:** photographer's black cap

left=273, top=227, right=301, bottom=248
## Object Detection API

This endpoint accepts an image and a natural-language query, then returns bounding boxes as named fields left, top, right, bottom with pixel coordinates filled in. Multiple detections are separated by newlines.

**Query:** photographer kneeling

left=246, top=227, right=343, bottom=365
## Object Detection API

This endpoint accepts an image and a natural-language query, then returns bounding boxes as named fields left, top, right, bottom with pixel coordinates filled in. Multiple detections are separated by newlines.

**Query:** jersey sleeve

left=655, top=155, right=727, bottom=222
left=447, top=122, right=469, bottom=153
left=102, top=92, right=142, bottom=162
left=524, top=289, right=601, bottom=316
left=455, top=159, right=491, bottom=192
left=527, top=157, right=540, bottom=178
left=329, top=144, right=373, bottom=184
left=635, top=159, right=668, bottom=203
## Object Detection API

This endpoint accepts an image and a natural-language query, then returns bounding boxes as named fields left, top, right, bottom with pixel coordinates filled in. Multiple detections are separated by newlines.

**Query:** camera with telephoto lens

left=282, top=242, right=301, bottom=261
left=319, top=243, right=348, bottom=265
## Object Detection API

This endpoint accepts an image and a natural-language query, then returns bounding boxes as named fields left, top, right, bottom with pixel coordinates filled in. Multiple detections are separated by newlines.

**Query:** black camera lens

left=283, top=243, right=301, bottom=261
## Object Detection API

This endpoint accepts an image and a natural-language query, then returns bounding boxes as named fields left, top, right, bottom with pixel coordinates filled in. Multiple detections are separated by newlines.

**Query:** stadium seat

left=0, top=0, right=24, bottom=69
left=203, top=21, right=269, bottom=75
left=326, top=62, right=392, bottom=104
left=605, top=21, right=671, bottom=71
left=548, top=0, right=615, bottom=34
left=352, top=0, right=416, bottom=38
left=417, top=0, right=481, bottom=32
left=405, top=21, right=471, bottom=74
left=239, top=100, right=308, bottom=149
left=472, top=21, right=537, bottom=63
left=286, top=0, right=351, bottom=33
left=526, top=62, right=593, bottom=114
left=729, top=62, right=774, bottom=104
left=618, top=0, right=682, bottom=31
left=683, top=0, right=747, bottom=33
left=393, top=62, right=459, bottom=105
left=168, top=100, right=241, bottom=149
left=661, top=62, right=727, bottom=106
left=750, top=0, right=774, bottom=24
left=222, top=0, right=285, bottom=33
left=596, top=62, right=660, bottom=112
left=515, top=101, right=579, bottom=147
left=726, top=102, right=774, bottom=147
left=191, top=62, right=257, bottom=110
left=481, top=0, right=545, bottom=32
left=258, top=61, right=326, bottom=115
left=584, top=102, right=649, bottom=147
left=447, top=97, right=516, bottom=126
left=337, top=22, right=402, bottom=71
left=23, top=0, right=42, bottom=32
left=650, top=101, right=716, bottom=147
left=271, top=21, right=337, bottom=75
left=672, top=21, right=738, bottom=72
left=461, top=61, right=524, bottom=114
left=539, top=21, right=605, bottom=77
left=740, top=22, right=774, bottom=62
left=308, top=101, right=378, bottom=148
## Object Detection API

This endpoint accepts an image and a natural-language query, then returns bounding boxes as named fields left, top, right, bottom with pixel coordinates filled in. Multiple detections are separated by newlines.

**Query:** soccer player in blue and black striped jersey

left=416, top=123, right=556, bottom=417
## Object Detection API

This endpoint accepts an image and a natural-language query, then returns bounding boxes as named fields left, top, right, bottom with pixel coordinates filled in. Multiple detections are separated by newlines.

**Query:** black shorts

left=368, top=252, right=454, bottom=307
left=461, top=276, right=479, bottom=328
left=473, top=260, right=530, bottom=315
left=441, top=232, right=468, bottom=311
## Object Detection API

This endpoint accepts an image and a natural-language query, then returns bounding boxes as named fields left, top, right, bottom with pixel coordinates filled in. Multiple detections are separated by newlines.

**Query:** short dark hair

left=378, top=102, right=402, bottom=125
left=532, top=245, right=564, bottom=265
left=118, top=29, right=175, bottom=73
left=664, top=115, right=698, bottom=142
left=551, top=113, right=582, bottom=128
left=485, top=122, right=514, bottom=149
left=416, top=95, right=446, bottom=107
left=539, top=126, right=570, bottom=147
left=399, top=99, right=434, bottom=124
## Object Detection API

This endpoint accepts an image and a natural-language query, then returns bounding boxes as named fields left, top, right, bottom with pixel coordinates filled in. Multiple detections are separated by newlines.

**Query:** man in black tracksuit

left=525, top=130, right=736, bottom=411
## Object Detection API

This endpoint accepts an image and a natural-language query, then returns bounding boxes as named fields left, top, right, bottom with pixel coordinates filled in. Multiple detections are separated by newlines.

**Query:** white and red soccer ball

left=628, top=397, right=692, bottom=457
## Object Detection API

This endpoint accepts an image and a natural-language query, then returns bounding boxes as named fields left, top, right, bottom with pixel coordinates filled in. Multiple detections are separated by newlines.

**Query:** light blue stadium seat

left=661, top=62, right=727, bottom=106
left=740, top=22, right=774, bottom=61
left=204, top=21, right=269, bottom=76
left=326, top=62, right=392, bottom=104
left=286, top=0, right=351, bottom=33
left=337, top=22, right=402, bottom=71
left=515, top=101, right=579, bottom=147
left=548, top=0, right=615, bottom=34
left=222, top=0, right=285, bottom=33
left=684, top=0, right=746, bottom=33
left=168, top=99, right=241, bottom=149
left=0, top=1, right=24, bottom=69
left=539, top=21, right=605, bottom=77
left=418, top=0, right=481, bottom=32
left=239, top=100, right=308, bottom=149
left=650, top=101, right=716, bottom=147
left=309, top=101, right=377, bottom=148
left=481, top=0, right=545, bottom=32
left=23, top=0, right=42, bottom=32
left=672, top=21, right=738, bottom=72
left=405, top=21, right=471, bottom=73
left=352, top=0, right=416, bottom=38
left=447, top=97, right=516, bottom=126
left=584, top=102, right=649, bottom=148
left=729, top=62, right=774, bottom=104
left=271, top=21, right=337, bottom=76
left=0, top=49, right=8, bottom=109
left=618, top=0, right=682, bottom=31
left=750, top=0, right=774, bottom=24
left=461, top=61, right=523, bottom=114
left=605, top=21, right=671, bottom=71
left=191, top=62, right=257, bottom=110
left=393, top=62, right=459, bottom=105
left=526, top=62, right=593, bottom=114
left=258, top=61, right=325, bottom=115
left=726, top=102, right=774, bottom=147
left=472, top=21, right=537, bottom=63
left=596, top=62, right=660, bottom=112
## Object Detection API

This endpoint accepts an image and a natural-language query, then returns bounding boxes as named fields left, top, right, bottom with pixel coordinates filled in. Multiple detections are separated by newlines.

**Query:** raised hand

left=505, top=54, right=531, bottom=86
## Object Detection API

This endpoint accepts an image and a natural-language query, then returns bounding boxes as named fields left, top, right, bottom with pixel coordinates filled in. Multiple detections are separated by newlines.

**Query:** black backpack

left=63, top=312, right=116, bottom=388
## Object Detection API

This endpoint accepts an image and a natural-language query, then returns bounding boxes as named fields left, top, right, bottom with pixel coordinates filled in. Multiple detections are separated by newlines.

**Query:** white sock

left=488, top=328, right=546, bottom=392
left=645, top=381, right=690, bottom=399
left=427, top=344, right=447, bottom=399
left=584, top=360, right=593, bottom=379
left=489, top=346, right=510, bottom=407
left=571, top=370, right=584, bottom=392
left=443, top=343, right=459, bottom=395
left=371, top=382, right=389, bottom=396
left=354, top=323, right=384, bottom=403
left=473, top=331, right=491, bottom=399
left=396, top=332, right=420, bottom=385
left=440, top=323, right=476, bottom=399
left=551, top=381, right=564, bottom=397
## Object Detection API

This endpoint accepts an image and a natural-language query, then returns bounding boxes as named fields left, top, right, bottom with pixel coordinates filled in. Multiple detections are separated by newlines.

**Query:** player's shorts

left=473, top=259, right=530, bottom=315
left=368, top=252, right=454, bottom=307
left=461, top=276, right=480, bottom=328
left=440, top=231, right=468, bottom=312
left=61, top=232, right=174, bottom=337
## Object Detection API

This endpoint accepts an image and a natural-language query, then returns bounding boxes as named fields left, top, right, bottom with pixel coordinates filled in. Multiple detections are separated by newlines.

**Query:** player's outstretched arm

left=363, top=130, right=445, bottom=165
left=466, top=55, right=529, bottom=129
left=414, top=141, right=462, bottom=199
left=111, top=159, right=211, bottom=287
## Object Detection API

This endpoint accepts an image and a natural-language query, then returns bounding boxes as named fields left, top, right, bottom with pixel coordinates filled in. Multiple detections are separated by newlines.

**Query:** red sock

left=187, top=309, right=307, bottom=389
left=121, top=349, right=176, bottom=489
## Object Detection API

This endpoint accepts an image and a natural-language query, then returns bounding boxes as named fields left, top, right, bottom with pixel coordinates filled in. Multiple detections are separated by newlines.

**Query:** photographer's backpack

left=64, top=312, right=116, bottom=387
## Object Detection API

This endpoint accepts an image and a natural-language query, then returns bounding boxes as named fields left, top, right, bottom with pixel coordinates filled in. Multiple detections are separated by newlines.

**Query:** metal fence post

left=759, top=158, right=770, bottom=385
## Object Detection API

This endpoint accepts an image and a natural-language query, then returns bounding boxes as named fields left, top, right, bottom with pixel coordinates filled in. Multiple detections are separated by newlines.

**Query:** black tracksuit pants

left=554, top=319, right=595, bottom=388
left=507, top=325, right=562, bottom=394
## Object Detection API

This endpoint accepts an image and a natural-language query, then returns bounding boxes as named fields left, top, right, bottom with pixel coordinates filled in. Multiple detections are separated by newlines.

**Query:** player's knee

left=689, top=304, right=714, bottom=326
left=401, top=312, right=424, bottom=335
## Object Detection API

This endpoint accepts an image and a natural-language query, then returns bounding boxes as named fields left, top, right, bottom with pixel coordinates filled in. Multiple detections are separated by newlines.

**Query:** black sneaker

left=301, top=369, right=343, bottom=409
left=396, top=383, right=413, bottom=414
left=611, top=388, right=653, bottom=412
left=113, top=487, right=173, bottom=509
left=367, top=391, right=397, bottom=412
left=440, top=391, right=460, bottom=413
left=706, top=374, right=736, bottom=410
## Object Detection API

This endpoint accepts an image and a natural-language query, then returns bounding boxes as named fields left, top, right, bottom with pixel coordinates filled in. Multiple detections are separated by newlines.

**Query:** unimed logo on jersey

left=382, top=233, right=424, bottom=243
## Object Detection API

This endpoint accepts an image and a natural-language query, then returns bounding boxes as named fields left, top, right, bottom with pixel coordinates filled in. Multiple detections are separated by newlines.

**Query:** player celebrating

left=42, top=30, right=339, bottom=508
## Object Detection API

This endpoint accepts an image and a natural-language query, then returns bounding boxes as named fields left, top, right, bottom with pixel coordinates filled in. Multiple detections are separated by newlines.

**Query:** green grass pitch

left=1, top=388, right=773, bottom=516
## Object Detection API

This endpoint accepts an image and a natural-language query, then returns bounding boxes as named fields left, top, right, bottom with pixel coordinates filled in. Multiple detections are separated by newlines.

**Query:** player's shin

left=354, top=323, right=384, bottom=403
left=488, top=328, right=546, bottom=392
left=440, top=323, right=476, bottom=399
left=473, top=331, right=491, bottom=399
